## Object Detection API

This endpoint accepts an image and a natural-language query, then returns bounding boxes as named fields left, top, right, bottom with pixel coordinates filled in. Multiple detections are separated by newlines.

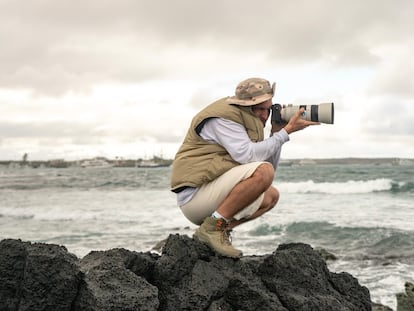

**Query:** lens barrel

left=280, top=103, right=334, bottom=124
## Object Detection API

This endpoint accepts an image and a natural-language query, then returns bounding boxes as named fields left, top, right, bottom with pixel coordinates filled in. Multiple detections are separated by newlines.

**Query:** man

left=171, top=77, right=319, bottom=257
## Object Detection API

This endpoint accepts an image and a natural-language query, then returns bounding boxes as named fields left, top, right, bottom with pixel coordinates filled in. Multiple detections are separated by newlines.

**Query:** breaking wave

left=276, top=178, right=413, bottom=194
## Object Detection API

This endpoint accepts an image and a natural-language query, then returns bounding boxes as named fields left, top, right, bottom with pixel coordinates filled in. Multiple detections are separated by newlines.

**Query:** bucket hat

left=226, top=77, right=275, bottom=106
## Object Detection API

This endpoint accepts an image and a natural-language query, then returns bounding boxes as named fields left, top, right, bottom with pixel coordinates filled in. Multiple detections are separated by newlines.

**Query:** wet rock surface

left=0, top=234, right=373, bottom=310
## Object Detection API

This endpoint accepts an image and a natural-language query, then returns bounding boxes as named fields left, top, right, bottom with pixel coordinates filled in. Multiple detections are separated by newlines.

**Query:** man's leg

left=227, top=185, right=279, bottom=229
left=216, top=162, right=275, bottom=219
left=193, top=162, right=277, bottom=257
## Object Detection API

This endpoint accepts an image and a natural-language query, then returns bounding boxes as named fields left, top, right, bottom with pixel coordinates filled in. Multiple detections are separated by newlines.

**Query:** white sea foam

left=276, top=178, right=393, bottom=194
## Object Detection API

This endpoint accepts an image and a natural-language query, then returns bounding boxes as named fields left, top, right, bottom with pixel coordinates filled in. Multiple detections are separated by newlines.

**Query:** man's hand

left=271, top=121, right=287, bottom=135
left=283, top=108, right=320, bottom=134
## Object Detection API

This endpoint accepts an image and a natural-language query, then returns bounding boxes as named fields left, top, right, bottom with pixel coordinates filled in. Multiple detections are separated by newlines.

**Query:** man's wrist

left=271, top=123, right=287, bottom=134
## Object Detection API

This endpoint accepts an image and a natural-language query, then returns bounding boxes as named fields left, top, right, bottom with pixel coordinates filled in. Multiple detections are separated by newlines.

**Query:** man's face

left=251, top=100, right=272, bottom=126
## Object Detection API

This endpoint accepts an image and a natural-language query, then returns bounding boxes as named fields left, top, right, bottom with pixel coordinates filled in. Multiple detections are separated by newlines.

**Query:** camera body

left=271, top=103, right=334, bottom=124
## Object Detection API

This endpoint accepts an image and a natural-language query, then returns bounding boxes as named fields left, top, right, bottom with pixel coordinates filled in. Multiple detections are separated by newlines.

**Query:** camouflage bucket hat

left=226, top=77, right=276, bottom=106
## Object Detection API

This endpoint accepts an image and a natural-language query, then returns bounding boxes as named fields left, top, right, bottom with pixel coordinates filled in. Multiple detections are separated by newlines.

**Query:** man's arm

left=199, top=118, right=289, bottom=167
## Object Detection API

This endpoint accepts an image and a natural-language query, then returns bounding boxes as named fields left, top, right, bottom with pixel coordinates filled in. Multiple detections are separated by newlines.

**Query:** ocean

left=1, top=162, right=413, bottom=309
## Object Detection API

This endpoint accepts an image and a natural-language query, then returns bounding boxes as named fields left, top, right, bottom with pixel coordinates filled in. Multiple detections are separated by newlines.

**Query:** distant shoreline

left=0, top=156, right=173, bottom=169
left=279, top=157, right=414, bottom=166
left=0, top=157, right=413, bottom=168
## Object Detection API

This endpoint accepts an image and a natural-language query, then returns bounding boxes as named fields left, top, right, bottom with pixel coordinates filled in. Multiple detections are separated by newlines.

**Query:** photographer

left=170, top=77, right=319, bottom=257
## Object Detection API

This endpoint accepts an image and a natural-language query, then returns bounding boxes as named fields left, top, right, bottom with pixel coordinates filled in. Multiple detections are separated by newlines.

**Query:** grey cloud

left=150, top=132, right=183, bottom=144
left=1, top=0, right=413, bottom=96
left=0, top=121, right=101, bottom=141
left=361, top=100, right=414, bottom=136
left=368, top=61, right=414, bottom=98
left=187, top=88, right=216, bottom=110
left=0, top=120, right=182, bottom=146
left=122, top=127, right=183, bottom=144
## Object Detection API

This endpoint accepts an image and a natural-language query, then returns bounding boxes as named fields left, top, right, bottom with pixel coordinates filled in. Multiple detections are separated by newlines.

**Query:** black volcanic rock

left=0, top=239, right=81, bottom=310
left=396, top=282, right=414, bottom=311
left=74, top=248, right=160, bottom=311
left=0, top=235, right=373, bottom=311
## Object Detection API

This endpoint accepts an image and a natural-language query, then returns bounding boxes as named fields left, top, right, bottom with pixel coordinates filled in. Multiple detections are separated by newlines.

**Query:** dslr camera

left=271, top=103, right=334, bottom=124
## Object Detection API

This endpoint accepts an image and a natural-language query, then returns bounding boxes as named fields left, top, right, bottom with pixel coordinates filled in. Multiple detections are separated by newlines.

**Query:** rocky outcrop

left=0, top=234, right=372, bottom=311
left=396, top=282, right=414, bottom=311
left=0, top=239, right=81, bottom=310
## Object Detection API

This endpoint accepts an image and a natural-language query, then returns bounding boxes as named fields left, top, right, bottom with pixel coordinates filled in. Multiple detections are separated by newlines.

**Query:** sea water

left=0, top=163, right=413, bottom=309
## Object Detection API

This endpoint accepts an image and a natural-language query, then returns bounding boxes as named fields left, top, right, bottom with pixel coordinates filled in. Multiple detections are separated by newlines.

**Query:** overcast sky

left=1, top=0, right=413, bottom=161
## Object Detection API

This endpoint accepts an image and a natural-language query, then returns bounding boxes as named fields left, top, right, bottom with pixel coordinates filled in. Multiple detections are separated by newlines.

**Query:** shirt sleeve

left=199, top=117, right=289, bottom=168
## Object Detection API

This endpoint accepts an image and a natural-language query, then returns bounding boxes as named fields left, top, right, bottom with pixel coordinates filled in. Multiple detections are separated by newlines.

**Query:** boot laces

left=215, top=219, right=233, bottom=245
left=222, top=228, right=233, bottom=245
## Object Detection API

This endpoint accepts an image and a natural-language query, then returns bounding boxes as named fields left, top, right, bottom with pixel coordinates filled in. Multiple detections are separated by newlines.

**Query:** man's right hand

left=284, top=108, right=320, bottom=134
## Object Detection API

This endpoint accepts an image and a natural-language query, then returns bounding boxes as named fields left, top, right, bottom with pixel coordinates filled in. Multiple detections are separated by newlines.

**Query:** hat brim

left=226, top=93, right=273, bottom=106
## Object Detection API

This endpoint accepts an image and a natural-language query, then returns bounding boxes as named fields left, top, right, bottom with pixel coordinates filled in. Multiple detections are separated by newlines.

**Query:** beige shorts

left=180, top=161, right=268, bottom=225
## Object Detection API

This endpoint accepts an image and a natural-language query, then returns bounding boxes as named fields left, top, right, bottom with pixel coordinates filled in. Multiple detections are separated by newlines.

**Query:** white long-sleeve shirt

left=176, top=117, right=290, bottom=206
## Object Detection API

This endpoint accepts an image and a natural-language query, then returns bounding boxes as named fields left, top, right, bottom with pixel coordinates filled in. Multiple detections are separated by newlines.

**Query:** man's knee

left=260, top=186, right=279, bottom=214
left=254, top=162, right=275, bottom=189
left=268, top=186, right=279, bottom=206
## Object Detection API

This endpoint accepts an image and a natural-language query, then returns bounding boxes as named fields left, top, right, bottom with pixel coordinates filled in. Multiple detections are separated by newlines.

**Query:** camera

left=271, top=103, right=334, bottom=124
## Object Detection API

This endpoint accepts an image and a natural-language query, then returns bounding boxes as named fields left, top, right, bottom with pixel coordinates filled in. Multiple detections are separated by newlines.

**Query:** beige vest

left=170, top=97, right=264, bottom=191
